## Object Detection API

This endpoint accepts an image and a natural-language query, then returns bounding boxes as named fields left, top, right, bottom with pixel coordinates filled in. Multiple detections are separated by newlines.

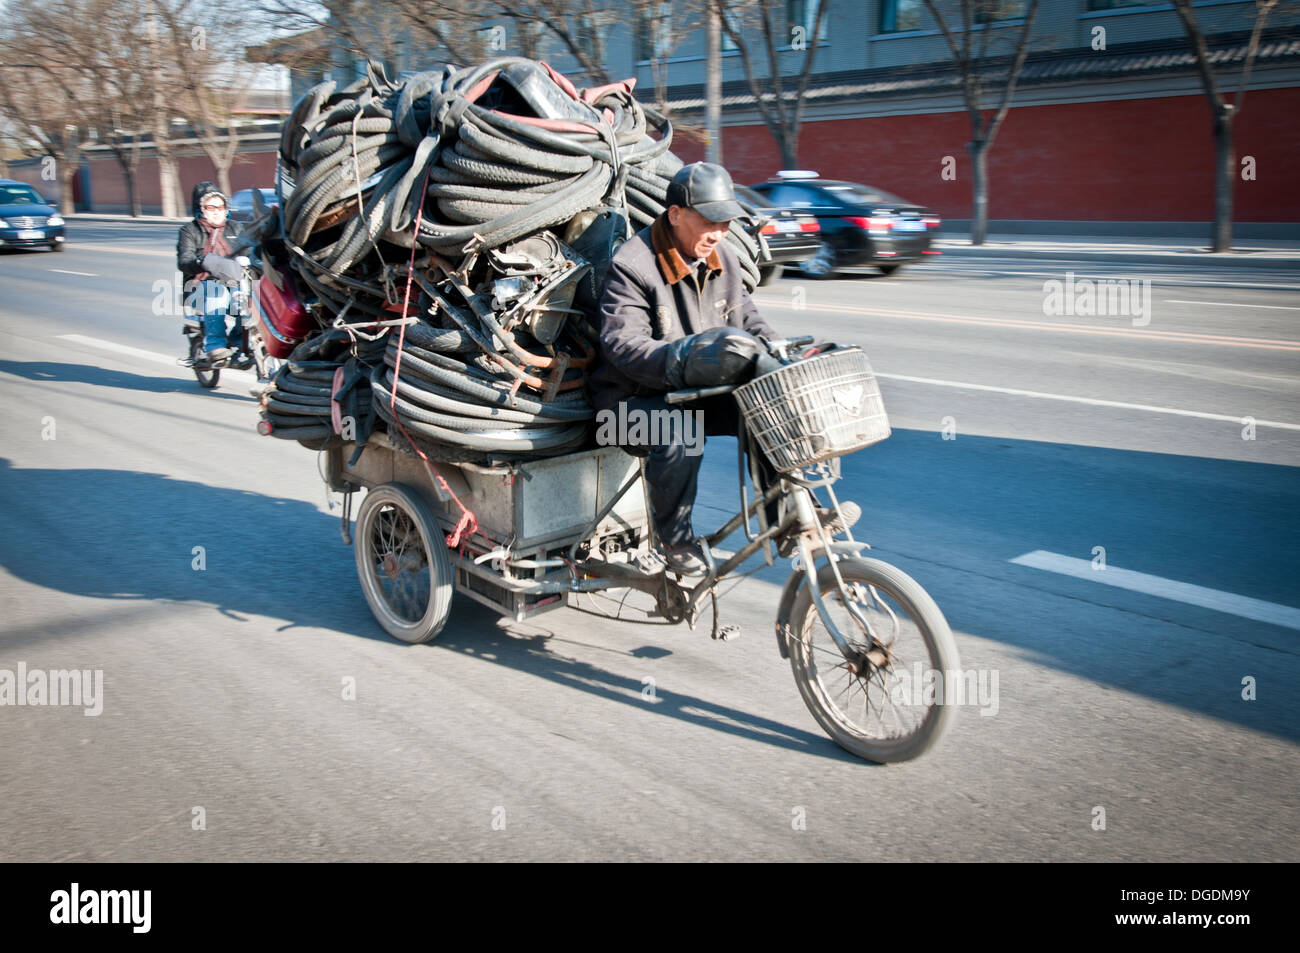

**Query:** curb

left=67, top=214, right=191, bottom=224
left=934, top=245, right=1300, bottom=271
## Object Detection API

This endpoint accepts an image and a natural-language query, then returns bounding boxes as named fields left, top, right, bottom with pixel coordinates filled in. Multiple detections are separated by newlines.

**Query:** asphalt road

left=1, top=221, right=1296, bottom=861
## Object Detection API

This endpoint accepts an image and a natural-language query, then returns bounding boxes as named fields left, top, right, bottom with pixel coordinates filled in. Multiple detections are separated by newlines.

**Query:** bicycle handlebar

left=665, top=384, right=736, bottom=405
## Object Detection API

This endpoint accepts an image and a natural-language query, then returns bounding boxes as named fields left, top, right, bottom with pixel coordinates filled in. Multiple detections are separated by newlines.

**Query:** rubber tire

left=758, top=265, right=780, bottom=286
left=801, top=240, right=837, bottom=279
left=189, top=336, right=220, bottom=389
left=50, top=242, right=65, bottom=252
left=353, top=483, right=454, bottom=644
left=877, top=264, right=903, bottom=276
left=787, top=557, right=960, bottom=763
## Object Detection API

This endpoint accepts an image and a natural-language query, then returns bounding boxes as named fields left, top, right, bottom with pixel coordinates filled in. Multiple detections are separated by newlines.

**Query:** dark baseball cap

left=666, top=162, right=745, bottom=222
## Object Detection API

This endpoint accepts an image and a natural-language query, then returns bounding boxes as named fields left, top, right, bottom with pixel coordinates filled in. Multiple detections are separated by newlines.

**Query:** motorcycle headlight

left=46, top=214, right=65, bottom=227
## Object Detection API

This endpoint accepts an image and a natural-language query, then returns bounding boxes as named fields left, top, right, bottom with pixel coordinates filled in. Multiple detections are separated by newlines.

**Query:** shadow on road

left=0, top=359, right=254, bottom=402
left=0, top=457, right=383, bottom=645
left=428, top=596, right=864, bottom=764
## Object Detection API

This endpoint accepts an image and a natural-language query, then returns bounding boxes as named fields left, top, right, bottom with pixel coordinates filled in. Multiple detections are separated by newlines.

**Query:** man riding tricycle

left=321, top=163, right=960, bottom=763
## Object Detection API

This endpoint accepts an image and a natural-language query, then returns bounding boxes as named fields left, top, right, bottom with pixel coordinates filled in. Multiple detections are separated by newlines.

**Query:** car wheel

left=801, top=240, right=837, bottom=279
left=50, top=242, right=65, bottom=252
left=758, top=265, right=780, bottom=286
left=878, top=263, right=902, bottom=276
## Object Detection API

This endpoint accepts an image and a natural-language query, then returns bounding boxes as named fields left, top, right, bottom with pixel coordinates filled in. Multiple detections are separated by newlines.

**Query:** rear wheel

left=189, top=335, right=219, bottom=389
left=354, top=483, right=454, bottom=644
left=877, top=263, right=903, bottom=276
left=787, top=557, right=959, bottom=763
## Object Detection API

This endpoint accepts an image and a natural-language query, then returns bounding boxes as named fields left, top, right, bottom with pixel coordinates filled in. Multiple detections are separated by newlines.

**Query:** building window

left=975, top=0, right=1028, bottom=22
left=575, top=14, right=601, bottom=64
left=879, top=0, right=924, bottom=34
left=721, top=7, right=740, bottom=52
left=636, top=1, right=673, bottom=61
left=787, top=0, right=826, bottom=41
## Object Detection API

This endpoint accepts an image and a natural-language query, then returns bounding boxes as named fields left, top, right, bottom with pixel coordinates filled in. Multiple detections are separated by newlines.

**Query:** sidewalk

left=934, top=234, right=1300, bottom=270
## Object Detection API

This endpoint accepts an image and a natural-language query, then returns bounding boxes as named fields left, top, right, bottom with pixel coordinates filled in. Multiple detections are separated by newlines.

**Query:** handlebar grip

left=665, top=384, right=736, bottom=405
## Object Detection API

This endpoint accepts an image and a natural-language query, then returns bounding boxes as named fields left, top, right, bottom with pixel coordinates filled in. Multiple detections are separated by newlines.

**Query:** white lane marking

left=62, top=243, right=173, bottom=258
left=1164, top=299, right=1300, bottom=311
left=48, top=268, right=98, bottom=277
left=56, top=333, right=259, bottom=383
left=1010, top=550, right=1300, bottom=631
left=876, top=372, right=1300, bottom=432
left=921, top=266, right=1300, bottom=292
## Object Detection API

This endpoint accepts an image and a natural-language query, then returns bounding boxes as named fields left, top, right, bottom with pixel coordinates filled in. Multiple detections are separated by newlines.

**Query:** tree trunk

left=58, top=156, right=77, bottom=216
left=779, top=132, right=797, bottom=171
left=128, top=167, right=140, bottom=217
left=157, top=153, right=182, bottom=218
left=1212, top=107, right=1234, bottom=252
left=215, top=165, right=232, bottom=201
left=969, top=140, right=989, bottom=246
left=706, top=7, right=722, bottom=165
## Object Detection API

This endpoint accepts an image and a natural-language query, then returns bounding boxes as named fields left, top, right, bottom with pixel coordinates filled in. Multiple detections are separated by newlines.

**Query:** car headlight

left=46, top=214, right=64, bottom=227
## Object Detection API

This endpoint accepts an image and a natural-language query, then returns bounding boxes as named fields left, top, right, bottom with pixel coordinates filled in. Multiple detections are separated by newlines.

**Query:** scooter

left=179, top=261, right=281, bottom=390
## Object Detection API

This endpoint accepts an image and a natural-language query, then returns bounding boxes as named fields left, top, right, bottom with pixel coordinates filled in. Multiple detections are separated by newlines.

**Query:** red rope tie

left=389, top=164, right=482, bottom=552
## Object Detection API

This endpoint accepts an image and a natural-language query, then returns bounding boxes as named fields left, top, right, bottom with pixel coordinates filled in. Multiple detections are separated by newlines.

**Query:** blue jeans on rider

left=197, top=280, right=243, bottom=353
left=616, top=393, right=780, bottom=548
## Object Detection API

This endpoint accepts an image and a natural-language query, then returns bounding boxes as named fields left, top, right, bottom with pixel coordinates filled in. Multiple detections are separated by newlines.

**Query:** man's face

left=201, top=198, right=227, bottom=226
left=668, top=206, right=731, bottom=261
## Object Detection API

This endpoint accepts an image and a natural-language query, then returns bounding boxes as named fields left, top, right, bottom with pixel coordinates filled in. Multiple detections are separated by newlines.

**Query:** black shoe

left=230, top=352, right=255, bottom=370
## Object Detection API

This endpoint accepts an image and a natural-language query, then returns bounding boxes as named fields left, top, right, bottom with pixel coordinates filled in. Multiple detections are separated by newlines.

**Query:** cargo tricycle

left=323, top=339, right=960, bottom=762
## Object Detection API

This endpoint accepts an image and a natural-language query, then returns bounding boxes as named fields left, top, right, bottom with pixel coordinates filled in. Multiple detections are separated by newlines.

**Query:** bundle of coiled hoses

left=258, top=56, right=769, bottom=463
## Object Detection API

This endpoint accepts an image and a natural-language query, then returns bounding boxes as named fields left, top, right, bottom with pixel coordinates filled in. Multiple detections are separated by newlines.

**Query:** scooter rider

left=591, top=162, right=860, bottom=575
left=177, top=182, right=252, bottom=365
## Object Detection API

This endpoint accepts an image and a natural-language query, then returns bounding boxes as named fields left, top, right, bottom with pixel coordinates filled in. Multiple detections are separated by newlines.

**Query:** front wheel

left=189, top=335, right=219, bottom=389
left=787, top=557, right=960, bottom=763
left=354, top=483, right=454, bottom=644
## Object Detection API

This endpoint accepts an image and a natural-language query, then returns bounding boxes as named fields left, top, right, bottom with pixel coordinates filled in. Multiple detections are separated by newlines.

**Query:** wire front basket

left=733, top=347, right=891, bottom=472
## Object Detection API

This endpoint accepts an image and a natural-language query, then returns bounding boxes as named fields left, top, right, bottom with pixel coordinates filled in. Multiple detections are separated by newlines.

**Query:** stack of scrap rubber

left=260, top=57, right=767, bottom=462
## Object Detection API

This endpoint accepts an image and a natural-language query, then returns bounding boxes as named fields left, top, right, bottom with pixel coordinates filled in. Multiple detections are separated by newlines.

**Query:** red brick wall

left=85, top=150, right=278, bottom=211
left=676, top=87, right=1300, bottom=222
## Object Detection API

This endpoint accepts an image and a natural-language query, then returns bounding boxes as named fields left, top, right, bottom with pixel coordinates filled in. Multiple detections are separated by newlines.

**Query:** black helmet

left=666, top=162, right=745, bottom=222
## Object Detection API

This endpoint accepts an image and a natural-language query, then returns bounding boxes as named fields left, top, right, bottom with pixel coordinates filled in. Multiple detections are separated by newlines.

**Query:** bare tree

left=0, top=0, right=101, bottom=214
left=921, top=0, right=1039, bottom=246
left=712, top=0, right=829, bottom=170
left=630, top=0, right=704, bottom=113
left=1172, top=0, right=1282, bottom=252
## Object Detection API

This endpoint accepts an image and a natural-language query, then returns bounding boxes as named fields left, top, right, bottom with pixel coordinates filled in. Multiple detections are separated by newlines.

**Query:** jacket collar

left=651, top=214, right=723, bottom=286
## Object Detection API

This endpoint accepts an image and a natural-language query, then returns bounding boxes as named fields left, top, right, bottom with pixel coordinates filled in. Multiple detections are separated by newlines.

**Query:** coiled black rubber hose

left=269, top=58, right=768, bottom=462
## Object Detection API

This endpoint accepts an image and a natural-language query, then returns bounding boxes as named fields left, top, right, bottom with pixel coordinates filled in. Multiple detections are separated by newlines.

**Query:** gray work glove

left=202, top=252, right=244, bottom=285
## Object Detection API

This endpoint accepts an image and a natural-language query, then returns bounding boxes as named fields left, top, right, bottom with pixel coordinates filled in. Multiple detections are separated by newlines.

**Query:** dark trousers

left=616, top=394, right=779, bottom=547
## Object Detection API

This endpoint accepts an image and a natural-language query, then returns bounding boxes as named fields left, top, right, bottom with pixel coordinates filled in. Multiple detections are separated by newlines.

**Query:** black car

left=228, top=188, right=278, bottom=225
left=0, top=179, right=66, bottom=252
left=750, top=173, right=940, bottom=277
left=734, top=185, right=821, bottom=286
